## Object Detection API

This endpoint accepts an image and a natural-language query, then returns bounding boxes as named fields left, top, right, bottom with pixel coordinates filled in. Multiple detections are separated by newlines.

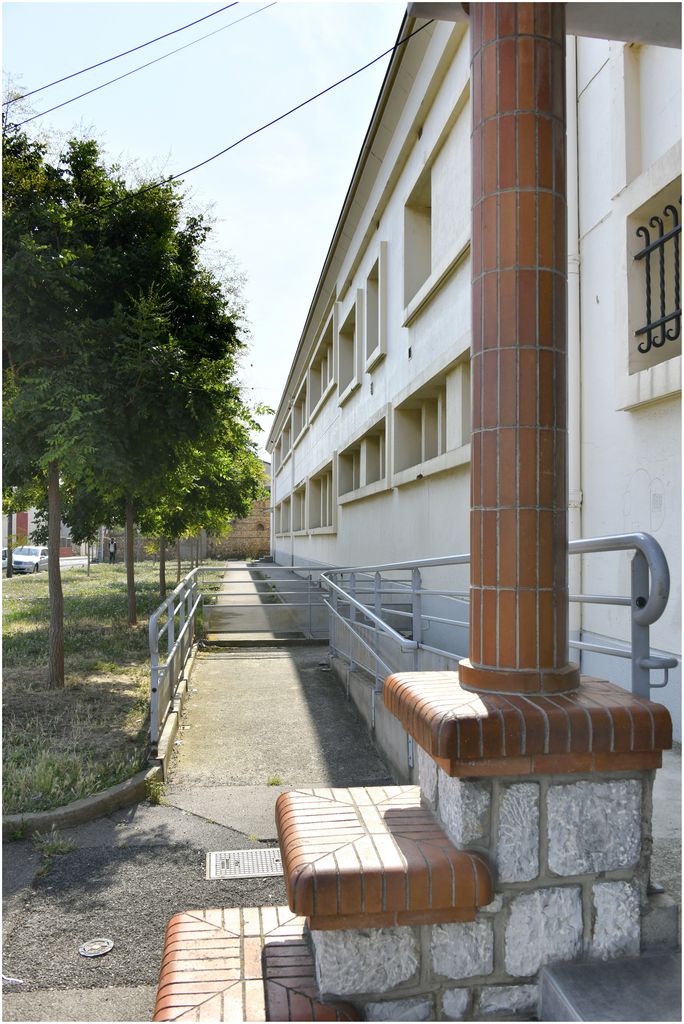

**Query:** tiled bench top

left=384, top=672, right=671, bottom=776
left=276, top=786, right=493, bottom=930
left=153, top=906, right=359, bottom=1022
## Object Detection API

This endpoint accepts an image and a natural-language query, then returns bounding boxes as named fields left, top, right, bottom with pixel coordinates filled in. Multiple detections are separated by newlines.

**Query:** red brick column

left=460, top=3, right=579, bottom=695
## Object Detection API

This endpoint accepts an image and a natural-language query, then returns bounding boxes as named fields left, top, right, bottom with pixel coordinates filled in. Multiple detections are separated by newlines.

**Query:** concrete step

left=539, top=951, right=681, bottom=1021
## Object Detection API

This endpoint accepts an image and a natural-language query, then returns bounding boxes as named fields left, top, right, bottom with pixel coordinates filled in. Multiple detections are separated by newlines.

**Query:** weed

left=266, top=774, right=283, bottom=786
left=33, top=826, right=76, bottom=858
left=9, top=823, right=27, bottom=841
left=146, top=777, right=166, bottom=805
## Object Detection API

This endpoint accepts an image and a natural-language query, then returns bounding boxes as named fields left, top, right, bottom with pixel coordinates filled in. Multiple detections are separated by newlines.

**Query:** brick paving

left=154, top=907, right=359, bottom=1022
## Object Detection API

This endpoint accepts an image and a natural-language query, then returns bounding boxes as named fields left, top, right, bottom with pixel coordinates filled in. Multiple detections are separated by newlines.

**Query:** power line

left=5, top=3, right=239, bottom=107
left=101, top=19, right=435, bottom=211
left=12, top=4, right=277, bottom=129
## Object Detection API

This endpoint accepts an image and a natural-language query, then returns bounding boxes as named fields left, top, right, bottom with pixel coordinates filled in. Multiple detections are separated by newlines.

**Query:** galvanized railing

left=149, top=569, right=203, bottom=747
left=201, top=563, right=331, bottom=640
left=321, top=532, right=678, bottom=699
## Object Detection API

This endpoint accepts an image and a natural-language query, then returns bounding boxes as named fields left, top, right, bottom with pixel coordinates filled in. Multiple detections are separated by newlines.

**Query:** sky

left=3, top=0, right=406, bottom=457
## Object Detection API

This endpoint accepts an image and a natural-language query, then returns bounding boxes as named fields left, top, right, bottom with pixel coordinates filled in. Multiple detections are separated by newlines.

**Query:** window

left=393, top=360, right=470, bottom=482
left=629, top=183, right=681, bottom=374
left=365, top=241, right=388, bottom=370
left=404, top=165, right=432, bottom=306
left=274, top=419, right=292, bottom=472
left=337, top=290, right=363, bottom=401
left=394, top=385, right=446, bottom=472
left=309, top=316, right=334, bottom=416
left=308, top=463, right=334, bottom=531
left=292, top=485, right=306, bottom=533
left=293, top=382, right=307, bottom=441
left=276, top=497, right=291, bottom=535
left=338, top=418, right=387, bottom=500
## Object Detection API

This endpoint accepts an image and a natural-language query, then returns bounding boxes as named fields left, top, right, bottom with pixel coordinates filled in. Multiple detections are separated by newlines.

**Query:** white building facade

left=267, top=8, right=681, bottom=734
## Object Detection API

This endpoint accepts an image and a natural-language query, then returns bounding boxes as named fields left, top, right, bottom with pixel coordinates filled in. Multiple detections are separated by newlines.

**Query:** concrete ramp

left=204, top=562, right=327, bottom=641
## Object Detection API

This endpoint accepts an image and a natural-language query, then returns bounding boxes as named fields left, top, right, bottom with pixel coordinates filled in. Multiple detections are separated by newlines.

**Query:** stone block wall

left=208, top=498, right=270, bottom=559
left=305, top=747, right=653, bottom=1020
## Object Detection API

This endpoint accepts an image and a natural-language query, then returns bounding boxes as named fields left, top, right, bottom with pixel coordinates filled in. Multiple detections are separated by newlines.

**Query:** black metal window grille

left=634, top=197, right=681, bottom=354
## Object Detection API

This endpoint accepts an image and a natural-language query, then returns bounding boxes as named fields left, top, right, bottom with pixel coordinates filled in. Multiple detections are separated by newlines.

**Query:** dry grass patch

left=3, top=562, right=172, bottom=815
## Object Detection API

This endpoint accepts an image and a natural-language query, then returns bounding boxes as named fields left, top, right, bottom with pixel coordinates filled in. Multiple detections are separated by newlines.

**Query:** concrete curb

left=2, top=765, right=163, bottom=840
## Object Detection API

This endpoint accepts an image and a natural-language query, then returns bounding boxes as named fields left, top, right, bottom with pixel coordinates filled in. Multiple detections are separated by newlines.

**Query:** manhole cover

left=206, top=848, right=283, bottom=880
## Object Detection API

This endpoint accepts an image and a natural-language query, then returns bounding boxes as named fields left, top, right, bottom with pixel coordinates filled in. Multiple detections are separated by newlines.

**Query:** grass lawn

left=3, top=561, right=180, bottom=816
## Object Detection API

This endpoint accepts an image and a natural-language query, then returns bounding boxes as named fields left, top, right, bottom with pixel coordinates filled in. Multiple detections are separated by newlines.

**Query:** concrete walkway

left=1, top=644, right=391, bottom=1022
left=2, top=641, right=679, bottom=1022
left=204, top=562, right=326, bottom=640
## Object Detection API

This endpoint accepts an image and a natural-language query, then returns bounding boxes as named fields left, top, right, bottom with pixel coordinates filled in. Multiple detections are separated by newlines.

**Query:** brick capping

left=275, top=787, right=494, bottom=930
left=153, top=905, right=359, bottom=1021
left=384, top=672, right=672, bottom=776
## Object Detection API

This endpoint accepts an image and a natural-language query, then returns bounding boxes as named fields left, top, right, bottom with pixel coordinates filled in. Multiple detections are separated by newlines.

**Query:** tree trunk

left=47, top=461, right=65, bottom=689
left=125, top=497, right=137, bottom=625
left=6, top=510, right=13, bottom=578
left=87, top=544, right=91, bottom=576
left=176, top=539, right=181, bottom=583
left=159, top=537, right=166, bottom=599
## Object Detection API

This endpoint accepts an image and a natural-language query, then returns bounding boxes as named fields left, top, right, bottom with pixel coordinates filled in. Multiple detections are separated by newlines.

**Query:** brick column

left=460, top=3, right=579, bottom=695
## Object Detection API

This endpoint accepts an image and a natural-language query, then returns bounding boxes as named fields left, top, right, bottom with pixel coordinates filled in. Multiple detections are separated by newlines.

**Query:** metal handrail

left=320, top=532, right=678, bottom=698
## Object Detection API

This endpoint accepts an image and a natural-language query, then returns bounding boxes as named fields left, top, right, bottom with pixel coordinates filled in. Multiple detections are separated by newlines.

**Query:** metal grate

left=634, top=197, right=681, bottom=353
left=206, top=847, right=283, bottom=880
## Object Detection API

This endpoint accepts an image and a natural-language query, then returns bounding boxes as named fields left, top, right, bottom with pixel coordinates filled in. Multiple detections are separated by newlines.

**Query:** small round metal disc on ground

left=78, top=938, right=113, bottom=958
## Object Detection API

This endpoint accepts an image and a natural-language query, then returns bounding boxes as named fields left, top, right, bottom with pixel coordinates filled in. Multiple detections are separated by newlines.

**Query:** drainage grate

left=206, top=847, right=283, bottom=880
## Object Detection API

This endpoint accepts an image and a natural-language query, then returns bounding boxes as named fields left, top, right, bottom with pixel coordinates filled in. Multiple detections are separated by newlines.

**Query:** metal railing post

left=166, top=595, right=176, bottom=689
left=631, top=550, right=652, bottom=698
left=307, top=572, right=312, bottom=638
left=349, top=572, right=357, bottom=671
left=412, top=567, right=422, bottom=670
left=374, top=571, right=382, bottom=690
left=149, top=614, right=160, bottom=746
left=179, top=581, right=186, bottom=666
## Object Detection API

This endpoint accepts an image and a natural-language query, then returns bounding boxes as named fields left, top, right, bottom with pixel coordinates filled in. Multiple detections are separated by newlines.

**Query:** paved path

left=2, top=643, right=391, bottom=1022
left=204, top=562, right=327, bottom=641
left=2, top=640, right=679, bottom=1021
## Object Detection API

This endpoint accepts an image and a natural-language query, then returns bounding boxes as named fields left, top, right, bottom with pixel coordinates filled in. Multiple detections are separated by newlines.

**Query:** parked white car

left=12, top=546, right=49, bottom=573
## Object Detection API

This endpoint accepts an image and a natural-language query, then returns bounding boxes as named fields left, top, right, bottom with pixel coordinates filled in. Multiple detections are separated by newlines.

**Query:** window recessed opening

left=292, top=486, right=306, bottom=532
left=293, top=383, right=307, bottom=440
left=309, top=317, right=334, bottom=413
left=393, top=360, right=470, bottom=477
left=308, top=464, right=334, bottom=529
left=365, top=242, right=387, bottom=370
left=338, top=420, right=387, bottom=497
left=338, top=300, right=357, bottom=395
left=277, top=497, right=291, bottom=535
left=404, top=166, right=432, bottom=306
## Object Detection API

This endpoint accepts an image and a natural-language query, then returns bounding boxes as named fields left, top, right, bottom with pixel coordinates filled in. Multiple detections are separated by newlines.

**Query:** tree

left=3, top=125, right=265, bottom=680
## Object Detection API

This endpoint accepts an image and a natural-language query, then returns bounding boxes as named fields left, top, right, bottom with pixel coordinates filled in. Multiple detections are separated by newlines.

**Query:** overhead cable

left=5, top=3, right=239, bottom=106
left=101, top=18, right=435, bottom=210
left=13, top=3, right=277, bottom=128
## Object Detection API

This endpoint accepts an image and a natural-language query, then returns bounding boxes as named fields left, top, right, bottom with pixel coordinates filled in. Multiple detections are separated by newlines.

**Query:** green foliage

left=3, top=125, right=266, bottom=636
left=146, top=775, right=166, bottom=805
